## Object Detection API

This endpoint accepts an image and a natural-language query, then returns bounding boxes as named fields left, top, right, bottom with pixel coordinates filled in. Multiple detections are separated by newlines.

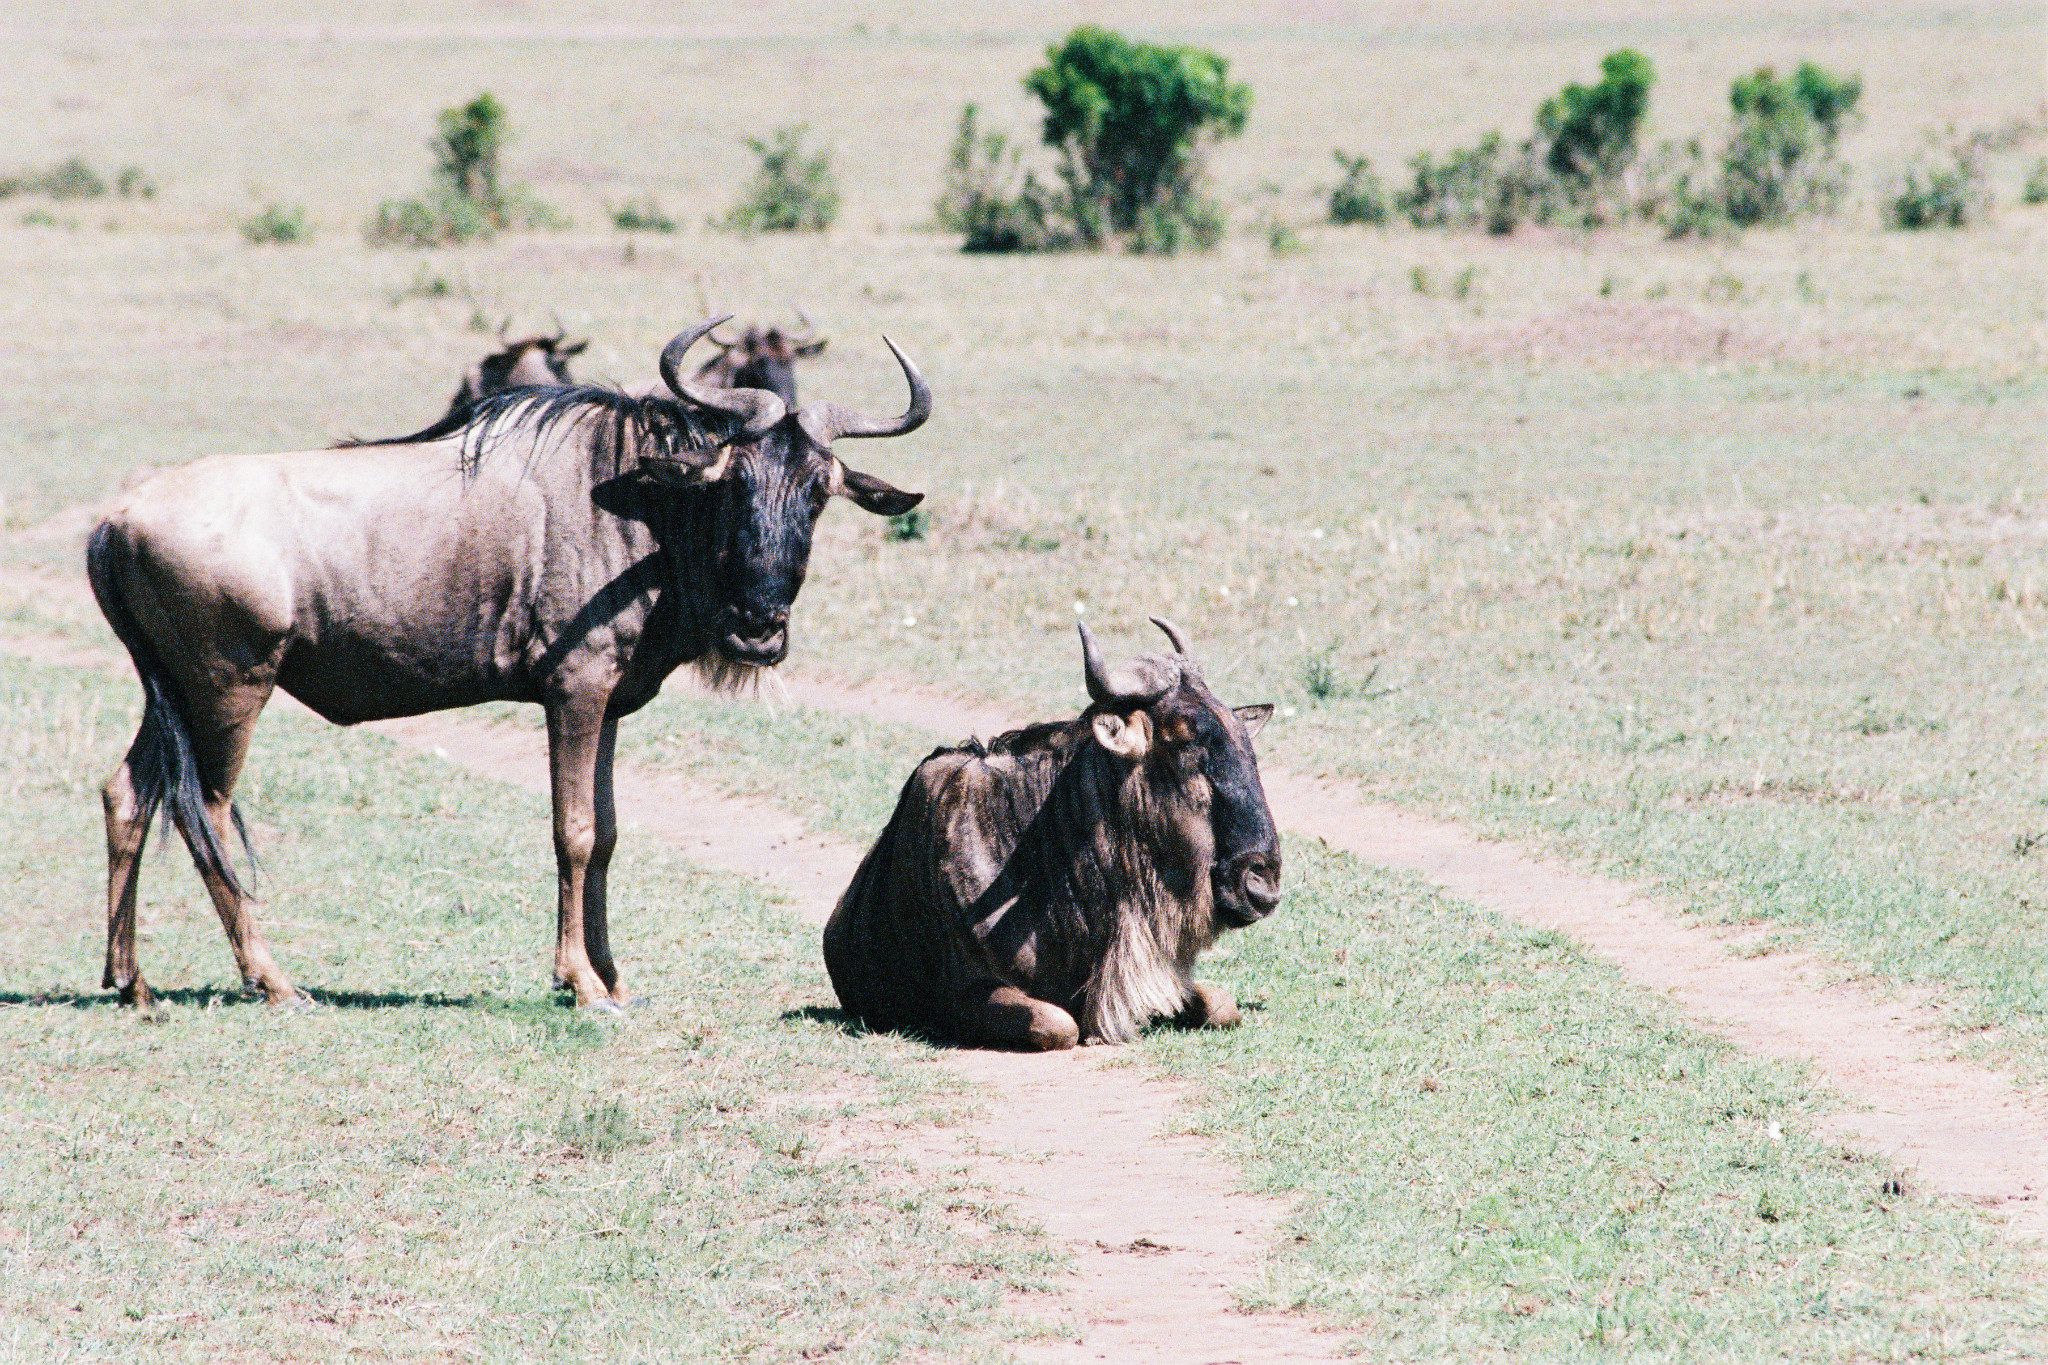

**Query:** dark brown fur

left=824, top=627, right=1279, bottom=1049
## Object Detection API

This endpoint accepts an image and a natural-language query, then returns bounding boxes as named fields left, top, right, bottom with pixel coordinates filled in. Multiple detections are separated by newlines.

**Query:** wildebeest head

left=653, top=316, right=925, bottom=668
left=1078, top=618, right=1281, bottom=927
left=694, top=316, right=828, bottom=407
left=462, top=331, right=588, bottom=406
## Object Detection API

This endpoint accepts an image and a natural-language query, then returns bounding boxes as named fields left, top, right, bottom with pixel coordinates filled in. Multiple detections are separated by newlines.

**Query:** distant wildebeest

left=88, top=317, right=928, bottom=1014
left=824, top=619, right=1281, bottom=1050
left=355, top=329, right=589, bottom=448
left=691, top=315, right=828, bottom=407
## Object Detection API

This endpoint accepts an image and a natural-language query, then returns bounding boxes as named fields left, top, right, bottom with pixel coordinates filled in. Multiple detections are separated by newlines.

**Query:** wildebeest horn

left=707, top=319, right=746, bottom=349
left=1150, top=616, right=1192, bottom=655
left=789, top=306, right=822, bottom=342
left=1078, top=622, right=1177, bottom=708
left=796, top=336, right=931, bottom=446
left=659, top=317, right=785, bottom=438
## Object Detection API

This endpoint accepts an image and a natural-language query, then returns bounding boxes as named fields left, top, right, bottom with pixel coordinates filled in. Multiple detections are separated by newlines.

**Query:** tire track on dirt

left=0, top=573, right=1347, bottom=1364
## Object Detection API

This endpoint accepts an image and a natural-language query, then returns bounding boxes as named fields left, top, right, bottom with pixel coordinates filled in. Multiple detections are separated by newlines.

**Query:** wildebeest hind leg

left=960, top=982, right=1080, bottom=1051
left=186, top=681, right=302, bottom=1007
left=101, top=755, right=156, bottom=1012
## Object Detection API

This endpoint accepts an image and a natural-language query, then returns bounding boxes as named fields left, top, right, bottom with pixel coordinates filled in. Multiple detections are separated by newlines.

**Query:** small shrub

left=1717, top=63, right=1861, bottom=225
left=37, top=156, right=107, bottom=200
left=1328, top=150, right=1388, bottom=225
left=1534, top=48, right=1655, bottom=222
left=611, top=198, right=676, bottom=232
left=1265, top=217, right=1304, bottom=256
left=0, top=156, right=115, bottom=201
left=365, top=92, right=559, bottom=247
left=115, top=165, right=155, bottom=199
left=20, top=208, right=65, bottom=228
left=2022, top=158, right=2048, bottom=205
left=935, top=103, right=1069, bottom=252
left=885, top=508, right=929, bottom=542
left=433, top=93, right=506, bottom=210
left=1450, top=264, right=1479, bottom=300
left=240, top=203, right=310, bottom=244
left=365, top=193, right=493, bottom=247
left=722, top=125, right=838, bottom=233
left=1887, top=129, right=1990, bottom=229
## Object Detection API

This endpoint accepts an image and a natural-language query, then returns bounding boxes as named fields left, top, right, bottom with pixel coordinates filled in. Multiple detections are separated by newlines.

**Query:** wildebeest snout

left=720, top=604, right=790, bottom=666
left=1217, top=848, right=1282, bottom=925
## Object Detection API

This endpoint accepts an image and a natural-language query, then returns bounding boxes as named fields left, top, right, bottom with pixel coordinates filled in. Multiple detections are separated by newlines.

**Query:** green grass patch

left=0, top=654, right=1052, bottom=1363
left=1139, top=842, right=2048, bottom=1360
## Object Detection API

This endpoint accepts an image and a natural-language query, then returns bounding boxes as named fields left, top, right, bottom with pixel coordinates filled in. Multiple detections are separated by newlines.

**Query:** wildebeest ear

left=835, top=464, right=923, bottom=517
left=1091, top=709, right=1152, bottom=760
left=794, top=338, right=828, bottom=358
left=1234, top=704, right=1274, bottom=739
left=557, top=339, right=589, bottom=358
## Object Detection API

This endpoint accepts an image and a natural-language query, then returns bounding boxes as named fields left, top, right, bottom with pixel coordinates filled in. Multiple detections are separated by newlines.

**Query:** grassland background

left=4, top=1, right=2048, bottom=1358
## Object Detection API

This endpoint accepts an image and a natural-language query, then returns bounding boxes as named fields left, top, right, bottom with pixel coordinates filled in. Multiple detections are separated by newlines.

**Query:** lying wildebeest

left=354, top=329, right=590, bottom=448
left=691, top=315, right=828, bottom=407
left=88, top=317, right=927, bottom=1013
left=823, top=619, right=1281, bottom=1050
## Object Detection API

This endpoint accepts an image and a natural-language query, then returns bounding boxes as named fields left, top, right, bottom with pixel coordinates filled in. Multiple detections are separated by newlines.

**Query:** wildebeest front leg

left=583, top=719, right=633, bottom=1008
left=546, top=702, right=619, bottom=1010
left=960, top=982, right=1081, bottom=1051
left=1181, top=981, right=1242, bottom=1030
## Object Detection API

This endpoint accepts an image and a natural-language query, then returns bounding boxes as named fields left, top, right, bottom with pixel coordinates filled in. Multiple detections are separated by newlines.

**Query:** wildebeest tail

left=85, top=521, right=254, bottom=897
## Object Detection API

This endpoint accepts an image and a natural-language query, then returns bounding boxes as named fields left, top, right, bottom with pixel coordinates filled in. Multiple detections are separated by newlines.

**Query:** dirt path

left=745, top=665, right=2048, bottom=1245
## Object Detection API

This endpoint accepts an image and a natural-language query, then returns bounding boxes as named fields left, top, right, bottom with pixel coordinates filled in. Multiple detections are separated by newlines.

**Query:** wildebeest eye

left=1157, top=713, right=1197, bottom=746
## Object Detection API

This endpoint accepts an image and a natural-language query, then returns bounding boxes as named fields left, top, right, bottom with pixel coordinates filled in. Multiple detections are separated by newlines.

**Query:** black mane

left=337, top=384, right=744, bottom=481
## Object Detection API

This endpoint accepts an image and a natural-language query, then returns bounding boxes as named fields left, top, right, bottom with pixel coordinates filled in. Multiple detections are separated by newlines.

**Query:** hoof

left=578, top=998, right=626, bottom=1018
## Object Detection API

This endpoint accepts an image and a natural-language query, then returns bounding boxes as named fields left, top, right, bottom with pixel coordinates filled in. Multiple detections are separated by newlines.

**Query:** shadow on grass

left=0, top=985, right=548, bottom=1012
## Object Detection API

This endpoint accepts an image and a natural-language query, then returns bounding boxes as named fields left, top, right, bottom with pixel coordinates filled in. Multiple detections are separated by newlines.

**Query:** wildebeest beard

left=965, top=720, right=1222, bottom=1043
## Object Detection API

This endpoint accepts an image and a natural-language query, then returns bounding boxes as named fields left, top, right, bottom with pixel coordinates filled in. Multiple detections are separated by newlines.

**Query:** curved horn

left=796, top=336, right=931, bottom=446
left=1078, top=622, right=1176, bottom=707
left=659, top=317, right=785, bottom=438
left=707, top=319, right=746, bottom=349
left=1150, top=616, right=1193, bottom=655
left=789, top=305, right=822, bottom=342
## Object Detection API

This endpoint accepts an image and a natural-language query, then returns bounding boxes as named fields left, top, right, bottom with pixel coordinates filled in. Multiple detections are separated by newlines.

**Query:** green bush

left=0, top=156, right=121, bottom=201
left=1887, top=129, right=1990, bottom=229
left=2021, top=157, right=2048, bottom=206
left=935, top=103, right=1070, bottom=252
left=611, top=198, right=676, bottom=232
left=1026, top=26, right=1250, bottom=254
left=115, top=165, right=155, bottom=199
left=240, top=203, right=310, bottom=244
left=721, top=125, right=838, bottom=232
left=1395, top=50, right=1654, bottom=234
left=1535, top=48, right=1655, bottom=218
left=433, top=93, right=506, bottom=209
left=364, top=192, right=492, bottom=247
left=1717, top=63, right=1860, bottom=225
left=1328, top=151, right=1388, bottom=225
left=365, top=93, right=561, bottom=247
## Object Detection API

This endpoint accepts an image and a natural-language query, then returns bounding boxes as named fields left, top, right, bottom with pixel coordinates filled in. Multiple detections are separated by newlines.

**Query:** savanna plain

left=2, top=1, right=2046, bottom=1360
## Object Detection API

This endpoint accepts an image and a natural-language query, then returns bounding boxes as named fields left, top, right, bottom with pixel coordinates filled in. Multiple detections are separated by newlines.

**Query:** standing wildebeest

left=823, top=619, right=1281, bottom=1050
left=88, top=317, right=928, bottom=1013
left=691, top=316, right=827, bottom=407
left=356, top=329, right=590, bottom=448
